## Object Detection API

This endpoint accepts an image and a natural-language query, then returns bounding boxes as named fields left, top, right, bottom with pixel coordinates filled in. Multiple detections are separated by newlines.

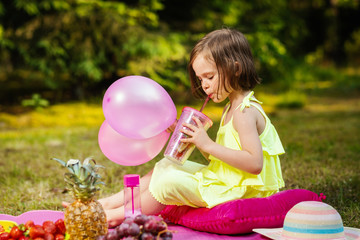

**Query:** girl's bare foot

left=62, top=201, right=70, bottom=208
left=105, top=208, right=124, bottom=228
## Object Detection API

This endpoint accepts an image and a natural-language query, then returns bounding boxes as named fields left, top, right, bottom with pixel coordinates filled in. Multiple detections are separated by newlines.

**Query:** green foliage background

left=0, top=0, right=359, bottom=105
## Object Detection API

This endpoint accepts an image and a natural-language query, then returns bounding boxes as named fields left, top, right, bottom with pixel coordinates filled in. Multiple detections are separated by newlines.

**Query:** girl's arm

left=198, top=148, right=210, bottom=161
left=166, top=119, right=178, bottom=133
left=181, top=107, right=263, bottom=175
left=196, top=104, right=230, bottom=161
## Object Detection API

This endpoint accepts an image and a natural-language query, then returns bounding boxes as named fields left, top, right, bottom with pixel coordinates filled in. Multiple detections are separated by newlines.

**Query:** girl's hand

left=180, top=117, right=212, bottom=152
left=166, top=119, right=178, bottom=133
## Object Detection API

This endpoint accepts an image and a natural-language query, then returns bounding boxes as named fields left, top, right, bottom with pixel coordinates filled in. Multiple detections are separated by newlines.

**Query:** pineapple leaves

left=94, top=181, right=105, bottom=186
left=67, top=159, right=81, bottom=176
left=95, top=164, right=105, bottom=169
left=83, top=156, right=96, bottom=166
left=53, top=156, right=106, bottom=201
left=64, top=173, right=78, bottom=187
left=51, top=157, right=67, bottom=167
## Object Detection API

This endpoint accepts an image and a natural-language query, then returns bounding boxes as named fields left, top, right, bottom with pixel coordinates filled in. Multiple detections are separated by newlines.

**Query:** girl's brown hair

left=188, top=28, right=261, bottom=98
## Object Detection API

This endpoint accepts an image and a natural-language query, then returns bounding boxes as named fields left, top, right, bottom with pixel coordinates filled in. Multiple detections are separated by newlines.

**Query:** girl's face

left=192, top=53, right=231, bottom=103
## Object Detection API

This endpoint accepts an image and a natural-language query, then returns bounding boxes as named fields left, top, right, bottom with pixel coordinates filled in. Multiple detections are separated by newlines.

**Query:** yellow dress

left=149, top=91, right=285, bottom=208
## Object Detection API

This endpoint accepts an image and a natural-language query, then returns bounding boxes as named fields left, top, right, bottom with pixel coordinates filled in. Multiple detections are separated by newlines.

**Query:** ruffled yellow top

left=197, top=91, right=285, bottom=207
left=149, top=91, right=285, bottom=208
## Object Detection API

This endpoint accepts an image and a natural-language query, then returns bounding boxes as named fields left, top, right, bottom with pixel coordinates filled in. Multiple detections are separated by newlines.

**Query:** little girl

left=77, top=28, right=285, bottom=227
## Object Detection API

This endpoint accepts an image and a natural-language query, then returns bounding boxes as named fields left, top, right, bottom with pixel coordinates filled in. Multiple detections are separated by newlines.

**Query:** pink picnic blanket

left=168, top=224, right=266, bottom=239
left=0, top=210, right=266, bottom=239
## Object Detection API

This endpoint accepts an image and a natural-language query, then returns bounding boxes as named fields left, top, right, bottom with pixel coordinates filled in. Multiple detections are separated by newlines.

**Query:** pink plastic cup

left=164, top=107, right=213, bottom=165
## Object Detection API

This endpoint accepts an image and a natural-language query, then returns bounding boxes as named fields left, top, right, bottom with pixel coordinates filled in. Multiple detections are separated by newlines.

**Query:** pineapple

left=53, top=157, right=108, bottom=240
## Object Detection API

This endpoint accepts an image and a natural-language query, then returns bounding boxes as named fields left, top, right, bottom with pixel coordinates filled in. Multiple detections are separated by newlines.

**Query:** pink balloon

left=102, top=76, right=177, bottom=139
left=98, top=120, right=170, bottom=166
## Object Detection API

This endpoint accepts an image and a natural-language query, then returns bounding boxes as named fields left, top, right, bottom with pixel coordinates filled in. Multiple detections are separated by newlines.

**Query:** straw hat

left=253, top=201, right=360, bottom=240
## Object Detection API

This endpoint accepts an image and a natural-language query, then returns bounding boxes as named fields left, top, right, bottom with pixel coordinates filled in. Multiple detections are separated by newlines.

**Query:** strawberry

left=54, top=220, right=65, bottom=235
left=29, top=226, right=45, bottom=239
left=42, top=221, right=56, bottom=235
left=18, top=236, right=29, bottom=240
left=24, top=221, right=34, bottom=231
left=10, top=226, right=23, bottom=239
left=0, top=232, right=10, bottom=240
left=54, top=234, right=64, bottom=240
left=44, top=233, right=54, bottom=240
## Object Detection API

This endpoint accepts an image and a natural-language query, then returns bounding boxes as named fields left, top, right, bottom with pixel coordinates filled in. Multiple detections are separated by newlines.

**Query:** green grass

left=0, top=95, right=359, bottom=228
left=272, top=100, right=360, bottom=226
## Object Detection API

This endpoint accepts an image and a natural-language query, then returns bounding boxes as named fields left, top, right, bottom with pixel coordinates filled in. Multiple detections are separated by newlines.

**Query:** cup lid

left=124, top=174, right=140, bottom=187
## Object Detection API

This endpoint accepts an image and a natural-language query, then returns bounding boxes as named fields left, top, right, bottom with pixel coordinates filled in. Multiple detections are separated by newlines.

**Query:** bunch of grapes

left=97, top=214, right=173, bottom=240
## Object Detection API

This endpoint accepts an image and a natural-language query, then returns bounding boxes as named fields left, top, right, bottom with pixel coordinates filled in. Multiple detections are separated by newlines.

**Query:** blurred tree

left=0, top=0, right=359, bottom=104
left=170, top=0, right=359, bottom=85
left=288, top=0, right=360, bottom=65
left=159, top=0, right=303, bottom=83
left=0, top=0, right=188, bottom=103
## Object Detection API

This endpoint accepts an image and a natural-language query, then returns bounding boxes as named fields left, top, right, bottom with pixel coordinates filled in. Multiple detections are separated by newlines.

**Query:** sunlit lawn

left=0, top=94, right=359, bottom=228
